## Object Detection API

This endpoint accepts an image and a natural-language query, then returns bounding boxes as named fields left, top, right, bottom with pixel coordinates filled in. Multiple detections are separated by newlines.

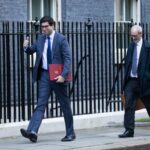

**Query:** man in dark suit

left=118, top=25, right=150, bottom=138
left=20, top=16, right=76, bottom=142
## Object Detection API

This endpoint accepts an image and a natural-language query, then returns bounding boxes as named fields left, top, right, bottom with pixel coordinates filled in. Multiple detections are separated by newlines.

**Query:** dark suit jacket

left=25, top=32, right=71, bottom=83
left=123, top=39, right=150, bottom=98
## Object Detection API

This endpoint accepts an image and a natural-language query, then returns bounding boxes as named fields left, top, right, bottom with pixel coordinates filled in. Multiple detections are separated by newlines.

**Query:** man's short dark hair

left=40, top=16, right=55, bottom=26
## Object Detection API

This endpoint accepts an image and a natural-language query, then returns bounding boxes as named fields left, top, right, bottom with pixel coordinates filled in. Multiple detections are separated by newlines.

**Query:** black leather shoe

left=61, top=134, right=76, bottom=142
left=118, top=130, right=134, bottom=138
left=20, top=128, right=37, bottom=143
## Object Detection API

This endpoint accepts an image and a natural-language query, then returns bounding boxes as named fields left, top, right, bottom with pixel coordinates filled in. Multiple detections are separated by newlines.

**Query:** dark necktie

left=47, top=37, right=52, bottom=64
left=131, top=44, right=138, bottom=76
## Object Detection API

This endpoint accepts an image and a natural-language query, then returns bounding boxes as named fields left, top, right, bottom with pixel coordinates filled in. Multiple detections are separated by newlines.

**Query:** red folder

left=49, top=64, right=72, bottom=81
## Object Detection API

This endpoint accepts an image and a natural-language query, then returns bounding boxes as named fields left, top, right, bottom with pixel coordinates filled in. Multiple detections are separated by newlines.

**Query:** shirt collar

left=49, top=30, right=55, bottom=40
left=136, top=38, right=143, bottom=46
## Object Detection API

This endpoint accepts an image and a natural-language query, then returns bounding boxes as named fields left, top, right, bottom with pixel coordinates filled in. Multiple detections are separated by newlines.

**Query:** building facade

left=1, top=0, right=150, bottom=123
left=0, top=0, right=150, bottom=23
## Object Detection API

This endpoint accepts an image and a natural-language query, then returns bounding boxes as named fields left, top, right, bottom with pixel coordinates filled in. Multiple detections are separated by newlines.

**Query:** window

left=115, top=0, right=141, bottom=23
left=27, top=0, right=62, bottom=67
left=28, top=0, right=61, bottom=22
left=114, top=0, right=141, bottom=64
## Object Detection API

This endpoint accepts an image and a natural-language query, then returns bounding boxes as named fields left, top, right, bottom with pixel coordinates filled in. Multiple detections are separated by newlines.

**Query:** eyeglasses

left=41, top=25, right=49, bottom=28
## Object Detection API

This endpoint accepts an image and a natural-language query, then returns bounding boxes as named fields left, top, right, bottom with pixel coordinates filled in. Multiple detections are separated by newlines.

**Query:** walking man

left=20, top=16, right=76, bottom=142
left=119, top=25, right=150, bottom=138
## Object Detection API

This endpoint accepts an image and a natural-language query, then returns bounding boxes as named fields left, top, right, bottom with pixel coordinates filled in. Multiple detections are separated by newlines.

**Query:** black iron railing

left=0, top=20, right=150, bottom=123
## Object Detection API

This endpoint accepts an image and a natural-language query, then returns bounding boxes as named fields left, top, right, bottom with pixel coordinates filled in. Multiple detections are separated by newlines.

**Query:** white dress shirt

left=42, top=30, right=55, bottom=70
left=130, top=38, right=143, bottom=78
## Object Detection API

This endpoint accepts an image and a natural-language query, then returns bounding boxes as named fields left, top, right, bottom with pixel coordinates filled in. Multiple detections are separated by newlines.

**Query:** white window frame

left=114, top=0, right=141, bottom=23
left=114, top=0, right=141, bottom=64
left=28, top=0, right=61, bottom=22
left=27, top=0, right=62, bottom=67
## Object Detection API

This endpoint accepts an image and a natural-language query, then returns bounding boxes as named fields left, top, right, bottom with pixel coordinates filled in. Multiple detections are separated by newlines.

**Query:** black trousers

left=124, top=78, right=140, bottom=131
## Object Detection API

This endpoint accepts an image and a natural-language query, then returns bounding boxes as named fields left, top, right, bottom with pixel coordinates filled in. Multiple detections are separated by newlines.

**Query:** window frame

left=114, top=0, right=141, bottom=23
left=27, top=0, right=61, bottom=22
left=114, top=0, right=141, bottom=64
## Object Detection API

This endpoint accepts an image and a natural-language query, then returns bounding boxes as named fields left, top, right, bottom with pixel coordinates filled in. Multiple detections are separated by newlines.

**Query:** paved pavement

left=0, top=123, right=150, bottom=150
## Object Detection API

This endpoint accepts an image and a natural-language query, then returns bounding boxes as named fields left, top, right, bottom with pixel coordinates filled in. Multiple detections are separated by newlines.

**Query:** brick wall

left=141, top=0, right=150, bottom=23
left=0, top=0, right=27, bottom=21
left=61, top=0, right=114, bottom=22
left=1, top=0, right=150, bottom=23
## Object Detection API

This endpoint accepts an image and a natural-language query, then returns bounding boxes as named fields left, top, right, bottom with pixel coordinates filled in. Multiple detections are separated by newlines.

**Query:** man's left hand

left=54, top=75, right=65, bottom=83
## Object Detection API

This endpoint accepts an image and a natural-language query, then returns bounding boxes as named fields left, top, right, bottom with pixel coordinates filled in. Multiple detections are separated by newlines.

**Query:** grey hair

left=131, top=25, right=142, bottom=33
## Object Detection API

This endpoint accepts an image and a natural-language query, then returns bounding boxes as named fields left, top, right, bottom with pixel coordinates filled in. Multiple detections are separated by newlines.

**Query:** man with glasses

left=118, top=25, right=150, bottom=138
left=20, top=16, right=76, bottom=143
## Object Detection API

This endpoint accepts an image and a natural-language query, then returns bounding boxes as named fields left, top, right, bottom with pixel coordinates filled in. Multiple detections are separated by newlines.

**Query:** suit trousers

left=124, top=78, right=140, bottom=131
left=27, top=69, right=74, bottom=136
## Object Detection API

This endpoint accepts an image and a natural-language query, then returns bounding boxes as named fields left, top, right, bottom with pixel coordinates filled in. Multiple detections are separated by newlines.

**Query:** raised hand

left=23, top=36, right=29, bottom=48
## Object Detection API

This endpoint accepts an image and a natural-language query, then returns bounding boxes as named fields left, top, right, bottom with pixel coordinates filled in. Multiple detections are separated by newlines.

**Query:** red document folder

left=49, top=64, right=72, bottom=81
